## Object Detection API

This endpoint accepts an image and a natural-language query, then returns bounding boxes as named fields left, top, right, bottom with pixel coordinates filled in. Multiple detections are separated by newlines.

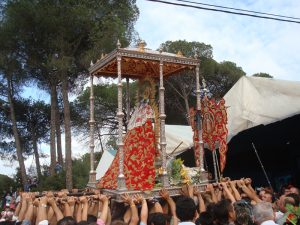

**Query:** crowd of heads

left=1, top=178, right=299, bottom=225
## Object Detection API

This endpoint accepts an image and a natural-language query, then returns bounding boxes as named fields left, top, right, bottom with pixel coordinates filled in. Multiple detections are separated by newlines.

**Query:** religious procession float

left=86, top=40, right=228, bottom=200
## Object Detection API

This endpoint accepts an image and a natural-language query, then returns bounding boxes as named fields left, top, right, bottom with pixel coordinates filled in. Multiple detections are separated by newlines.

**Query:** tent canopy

left=224, top=76, right=300, bottom=141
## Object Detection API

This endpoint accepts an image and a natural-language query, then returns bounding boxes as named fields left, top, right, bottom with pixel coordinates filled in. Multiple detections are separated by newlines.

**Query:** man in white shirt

left=253, top=202, right=278, bottom=225
left=176, top=196, right=197, bottom=225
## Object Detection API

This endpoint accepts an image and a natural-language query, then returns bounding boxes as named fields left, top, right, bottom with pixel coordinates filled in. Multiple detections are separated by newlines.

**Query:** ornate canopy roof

left=89, top=44, right=199, bottom=79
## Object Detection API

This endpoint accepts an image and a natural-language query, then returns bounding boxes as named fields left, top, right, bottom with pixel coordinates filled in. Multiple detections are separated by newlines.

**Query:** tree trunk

left=61, top=76, right=73, bottom=190
left=54, top=89, right=63, bottom=166
left=32, top=133, right=41, bottom=179
left=7, top=77, right=27, bottom=188
left=50, top=83, right=57, bottom=175
left=183, top=89, right=191, bottom=125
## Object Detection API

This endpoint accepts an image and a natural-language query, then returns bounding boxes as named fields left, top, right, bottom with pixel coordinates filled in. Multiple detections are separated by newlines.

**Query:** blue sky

left=135, top=0, right=300, bottom=81
left=1, top=0, right=300, bottom=177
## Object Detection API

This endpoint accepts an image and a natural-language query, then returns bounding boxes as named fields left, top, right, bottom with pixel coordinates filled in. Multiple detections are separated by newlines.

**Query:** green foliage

left=159, top=40, right=245, bottom=124
left=36, top=172, right=66, bottom=191
left=31, top=152, right=102, bottom=191
left=160, top=40, right=213, bottom=58
left=252, top=72, right=273, bottom=78
left=0, top=174, right=16, bottom=194
left=170, top=158, right=184, bottom=181
left=72, top=81, right=138, bottom=147
left=285, top=203, right=300, bottom=225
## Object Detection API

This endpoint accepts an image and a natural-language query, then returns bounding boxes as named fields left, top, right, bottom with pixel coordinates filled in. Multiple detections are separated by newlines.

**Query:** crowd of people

left=1, top=178, right=299, bottom=225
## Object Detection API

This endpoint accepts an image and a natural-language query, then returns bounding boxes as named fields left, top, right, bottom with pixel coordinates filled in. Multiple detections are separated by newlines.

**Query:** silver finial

left=202, top=78, right=206, bottom=89
left=194, top=51, right=198, bottom=59
left=117, top=39, right=121, bottom=49
left=159, top=47, right=163, bottom=54
left=202, top=78, right=209, bottom=94
left=90, top=60, right=94, bottom=66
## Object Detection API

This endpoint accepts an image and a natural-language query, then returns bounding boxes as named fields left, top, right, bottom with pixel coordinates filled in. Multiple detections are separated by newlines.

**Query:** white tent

left=95, top=125, right=194, bottom=180
left=96, top=76, right=300, bottom=179
left=224, top=76, right=300, bottom=141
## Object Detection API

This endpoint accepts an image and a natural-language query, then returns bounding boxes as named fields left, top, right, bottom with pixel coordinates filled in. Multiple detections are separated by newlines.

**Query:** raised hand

left=206, top=184, right=214, bottom=192
left=159, top=188, right=171, bottom=200
left=79, top=196, right=88, bottom=204
left=133, top=194, right=144, bottom=204
left=47, top=197, right=56, bottom=206
left=193, top=186, right=202, bottom=196
left=98, top=194, right=108, bottom=203
left=67, top=197, right=76, bottom=206
left=121, top=193, right=134, bottom=205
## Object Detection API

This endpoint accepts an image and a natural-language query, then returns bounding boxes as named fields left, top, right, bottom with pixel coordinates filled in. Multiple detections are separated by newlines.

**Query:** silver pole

left=126, top=77, right=130, bottom=126
left=116, top=40, right=126, bottom=191
left=88, top=74, right=96, bottom=187
left=195, top=60, right=205, bottom=172
left=159, top=48, right=169, bottom=187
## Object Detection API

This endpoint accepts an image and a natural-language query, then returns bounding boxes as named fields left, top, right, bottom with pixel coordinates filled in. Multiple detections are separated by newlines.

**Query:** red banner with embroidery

left=190, top=97, right=228, bottom=172
left=97, top=119, right=156, bottom=190
left=202, top=97, right=228, bottom=172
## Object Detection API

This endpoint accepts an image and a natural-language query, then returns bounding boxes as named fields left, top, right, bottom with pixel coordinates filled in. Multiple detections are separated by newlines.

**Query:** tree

left=71, top=82, right=137, bottom=150
left=252, top=72, right=273, bottom=78
left=2, top=0, right=139, bottom=189
left=0, top=174, right=16, bottom=196
left=160, top=40, right=213, bottom=124
left=15, top=99, right=51, bottom=180
left=0, top=14, right=29, bottom=188
left=158, top=40, right=245, bottom=125
left=208, top=61, right=246, bottom=98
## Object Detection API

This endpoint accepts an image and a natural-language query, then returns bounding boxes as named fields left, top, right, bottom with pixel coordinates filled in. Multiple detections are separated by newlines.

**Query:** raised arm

left=135, top=194, right=148, bottom=225
left=79, top=196, right=89, bottom=221
left=193, top=186, right=206, bottom=213
left=48, top=197, right=63, bottom=222
left=22, top=196, right=34, bottom=225
left=18, top=193, right=28, bottom=222
left=36, top=196, right=48, bottom=225
left=207, top=184, right=218, bottom=203
left=122, top=194, right=138, bottom=225
left=237, top=180, right=261, bottom=203
left=229, top=181, right=241, bottom=201
left=221, top=182, right=236, bottom=203
left=98, top=194, right=109, bottom=225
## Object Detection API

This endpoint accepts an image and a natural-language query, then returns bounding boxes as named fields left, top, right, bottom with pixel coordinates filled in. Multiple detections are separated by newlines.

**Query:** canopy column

left=195, top=60, right=205, bottom=172
left=159, top=49, right=169, bottom=187
left=116, top=40, right=127, bottom=191
left=88, top=73, right=96, bottom=187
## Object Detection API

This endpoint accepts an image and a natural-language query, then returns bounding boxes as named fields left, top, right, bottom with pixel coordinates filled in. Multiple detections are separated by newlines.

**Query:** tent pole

left=251, top=142, right=273, bottom=190
left=212, top=149, right=218, bottom=182
left=215, top=149, right=221, bottom=181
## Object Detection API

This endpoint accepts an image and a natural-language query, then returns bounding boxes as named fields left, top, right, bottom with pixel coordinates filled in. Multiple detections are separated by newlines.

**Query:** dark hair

left=234, top=200, right=254, bottom=225
left=195, top=212, right=213, bottom=225
left=148, top=212, right=167, bottom=225
left=57, top=216, right=77, bottom=225
left=111, top=220, right=128, bottom=225
left=286, top=193, right=300, bottom=206
left=176, top=196, right=196, bottom=222
left=77, top=221, right=88, bottom=225
left=213, top=199, right=233, bottom=225
left=111, top=201, right=127, bottom=221
left=87, top=215, right=97, bottom=223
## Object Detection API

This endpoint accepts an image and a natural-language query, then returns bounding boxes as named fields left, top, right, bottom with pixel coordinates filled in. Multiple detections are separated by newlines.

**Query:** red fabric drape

left=97, top=119, right=156, bottom=190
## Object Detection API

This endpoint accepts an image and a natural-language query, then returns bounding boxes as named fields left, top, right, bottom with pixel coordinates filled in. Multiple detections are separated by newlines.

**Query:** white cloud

left=136, top=0, right=300, bottom=81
